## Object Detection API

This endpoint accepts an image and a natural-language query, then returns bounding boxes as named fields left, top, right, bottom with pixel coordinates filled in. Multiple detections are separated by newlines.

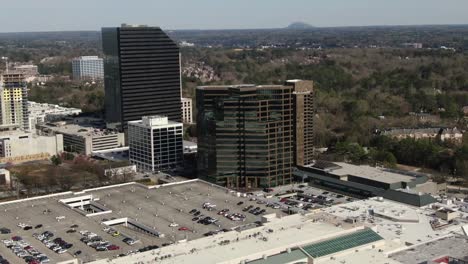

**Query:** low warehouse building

left=295, top=161, right=438, bottom=206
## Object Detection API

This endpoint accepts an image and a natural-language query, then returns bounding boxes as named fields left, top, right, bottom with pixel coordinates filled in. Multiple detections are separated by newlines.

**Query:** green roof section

left=300, top=229, right=383, bottom=258
left=247, top=249, right=308, bottom=264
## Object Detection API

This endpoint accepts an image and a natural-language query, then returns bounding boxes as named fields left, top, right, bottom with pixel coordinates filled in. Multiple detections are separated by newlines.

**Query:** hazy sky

left=1, top=0, right=468, bottom=32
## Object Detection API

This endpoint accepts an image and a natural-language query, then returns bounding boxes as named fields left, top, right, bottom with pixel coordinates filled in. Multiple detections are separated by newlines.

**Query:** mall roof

left=247, top=249, right=308, bottom=264
left=301, top=228, right=383, bottom=258
left=329, top=162, right=417, bottom=184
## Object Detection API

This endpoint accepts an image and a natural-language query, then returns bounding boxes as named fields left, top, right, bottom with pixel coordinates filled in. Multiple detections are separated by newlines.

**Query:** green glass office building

left=197, top=80, right=314, bottom=188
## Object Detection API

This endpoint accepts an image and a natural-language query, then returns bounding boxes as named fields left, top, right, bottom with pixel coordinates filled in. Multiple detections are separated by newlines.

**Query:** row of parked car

left=242, top=205, right=266, bottom=215
left=2, top=237, right=49, bottom=264
left=203, top=228, right=231, bottom=237
left=17, top=224, right=43, bottom=231
left=218, top=209, right=247, bottom=222
left=79, top=230, right=120, bottom=251
left=33, top=231, right=70, bottom=254
left=189, top=206, right=220, bottom=226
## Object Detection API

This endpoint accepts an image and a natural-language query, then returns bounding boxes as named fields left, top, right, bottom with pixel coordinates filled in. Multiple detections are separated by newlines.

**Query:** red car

left=107, top=245, right=120, bottom=251
left=178, top=227, right=190, bottom=231
left=11, top=236, right=22, bottom=241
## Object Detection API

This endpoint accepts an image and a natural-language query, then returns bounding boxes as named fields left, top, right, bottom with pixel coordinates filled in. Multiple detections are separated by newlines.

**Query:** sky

left=1, top=0, right=468, bottom=32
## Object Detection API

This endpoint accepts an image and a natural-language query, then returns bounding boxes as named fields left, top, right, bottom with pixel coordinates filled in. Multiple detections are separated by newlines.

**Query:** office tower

left=288, top=80, right=314, bottom=166
left=72, top=56, right=104, bottom=80
left=102, top=24, right=182, bottom=130
left=181, top=97, right=193, bottom=124
left=196, top=80, right=314, bottom=189
left=0, top=73, right=29, bottom=130
left=128, top=116, right=183, bottom=172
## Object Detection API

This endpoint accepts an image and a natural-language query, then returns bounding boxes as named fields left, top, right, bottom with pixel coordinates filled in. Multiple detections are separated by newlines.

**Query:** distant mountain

left=286, top=22, right=315, bottom=30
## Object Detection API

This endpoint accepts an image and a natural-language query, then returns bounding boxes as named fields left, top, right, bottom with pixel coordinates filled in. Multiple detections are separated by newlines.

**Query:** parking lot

left=0, top=180, right=286, bottom=263
left=252, top=184, right=357, bottom=214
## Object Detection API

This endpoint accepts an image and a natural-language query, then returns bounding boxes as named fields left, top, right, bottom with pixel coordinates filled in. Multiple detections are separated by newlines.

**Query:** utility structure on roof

left=196, top=80, right=314, bottom=188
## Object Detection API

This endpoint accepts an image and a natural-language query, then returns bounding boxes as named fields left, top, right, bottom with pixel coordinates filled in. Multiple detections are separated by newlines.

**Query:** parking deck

left=0, top=180, right=286, bottom=263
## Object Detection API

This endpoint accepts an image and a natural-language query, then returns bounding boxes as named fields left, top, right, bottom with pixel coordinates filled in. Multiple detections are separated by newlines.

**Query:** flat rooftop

left=390, top=235, right=468, bottom=264
left=197, top=84, right=287, bottom=91
left=40, top=120, right=119, bottom=137
left=128, top=115, right=182, bottom=128
left=323, top=198, right=467, bottom=246
left=93, top=214, right=360, bottom=264
left=330, top=162, right=417, bottom=184
left=28, top=101, right=81, bottom=115
left=0, top=180, right=286, bottom=263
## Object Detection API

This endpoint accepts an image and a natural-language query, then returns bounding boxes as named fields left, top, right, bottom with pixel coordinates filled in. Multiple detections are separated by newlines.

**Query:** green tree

left=50, top=155, right=62, bottom=166
left=369, top=149, right=397, bottom=168
left=335, top=141, right=367, bottom=164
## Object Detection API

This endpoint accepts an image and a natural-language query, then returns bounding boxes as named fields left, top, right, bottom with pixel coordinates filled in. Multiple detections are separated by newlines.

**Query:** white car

left=52, top=246, right=61, bottom=251
left=169, top=222, right=179, bottom=227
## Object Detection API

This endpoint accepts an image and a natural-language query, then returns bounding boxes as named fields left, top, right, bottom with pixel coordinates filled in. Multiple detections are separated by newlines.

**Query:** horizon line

left=1, top=23, right=468, bottom=34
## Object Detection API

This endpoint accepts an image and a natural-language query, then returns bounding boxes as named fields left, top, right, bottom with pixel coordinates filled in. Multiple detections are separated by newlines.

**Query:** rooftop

left=129, top=115, right=182, bottom=128
left=44, top=123, right=116, bottom=137
left=38, top=117, right=120, bottom=137
left=301, top=228, right=383, bottom=258
left=382, top=127, right=462, bottom=135
left=390, top=236, right=468, bottom=264
left=74, top=56, right=101, bottom=60
left=0, top=180, right=288, bottom=263
left=28, top=101, right=81, bottom=116
left=197, top=84, right=291, bottom=91
left=329, top=162, right=419, bottom=184
left=247, top=249, right=308, bottom=264
left=323, top=198, right=467, bottom=246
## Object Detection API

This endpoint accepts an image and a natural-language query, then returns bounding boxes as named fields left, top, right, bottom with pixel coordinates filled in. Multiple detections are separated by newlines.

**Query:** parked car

left=107, top=245, right=120, bottom=251
left=0, top=228, right=11, bottom=234
left=123, top=238, right=136, bottom=245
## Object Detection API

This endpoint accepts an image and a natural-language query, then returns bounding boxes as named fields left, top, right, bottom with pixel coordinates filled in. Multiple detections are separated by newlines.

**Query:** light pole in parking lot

left=152, top=213, right=157, bottom=229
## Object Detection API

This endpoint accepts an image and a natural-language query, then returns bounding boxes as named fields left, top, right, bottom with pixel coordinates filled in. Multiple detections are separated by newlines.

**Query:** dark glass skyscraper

left=196, top=80, right=314, bottom=189
left=102, top=24, right=182, bottom=130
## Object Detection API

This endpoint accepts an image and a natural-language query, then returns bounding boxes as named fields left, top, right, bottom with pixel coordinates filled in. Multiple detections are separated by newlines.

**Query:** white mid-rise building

left=128, top=116, right=183, bottom=172
left=36, top=121, right=125, bottom=155
left=72, top=56, right=104, bottom=80
left=28, top=101, right=82, bottom=129
left=0, top=130, right=63, bottom=163
left=181, top=97, right=193, bottom=124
